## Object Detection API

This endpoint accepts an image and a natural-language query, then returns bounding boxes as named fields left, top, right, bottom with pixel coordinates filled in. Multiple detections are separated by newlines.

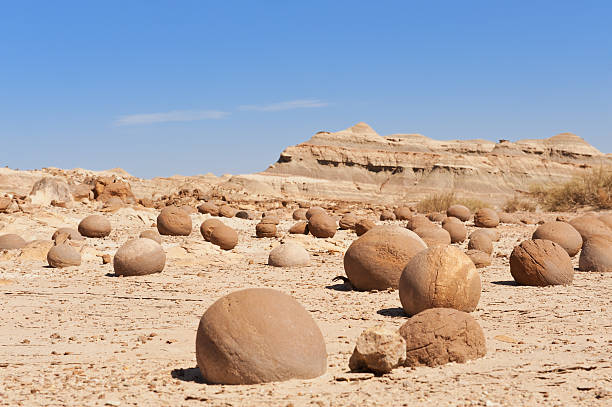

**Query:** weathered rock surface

left=510, top=239, right=574, bottom=286
left=113, top=238, right=166, bottom=276
left=579, top=234, right=612, bottom=272
left=29, top=177, right=73, bottom=206
left=157, top=206, right=192, bottom=236
left=47, top=244, right=81, bottom=268
left=349, top=326, right=406, bottom=375
left=268, top=242, right=310, bottom=267
left=532, top=221, right=582, bottom=257
left=0, top=234, right=26, bottom=250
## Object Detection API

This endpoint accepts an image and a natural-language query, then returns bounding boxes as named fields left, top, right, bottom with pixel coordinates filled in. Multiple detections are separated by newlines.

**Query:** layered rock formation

left=226, top=122, right=610, bottom=203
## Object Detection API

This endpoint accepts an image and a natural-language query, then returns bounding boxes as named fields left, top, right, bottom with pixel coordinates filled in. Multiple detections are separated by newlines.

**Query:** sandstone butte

left=1, top=122, right=610, bottom=205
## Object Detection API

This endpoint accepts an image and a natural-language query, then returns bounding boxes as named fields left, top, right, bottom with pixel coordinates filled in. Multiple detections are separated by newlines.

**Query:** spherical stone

left=579, top=234, right=612, bottom=272
left=197, top=202, right=220, bottom=216
left=200, top=219, right=224, bottom=241
left=467, top=232, right=493, bottom=254
left=509, top=239, right=574, bottom=286
left=380, top=210, right=396, bottom=221
left=157, top=206, right=192, bottom=236
left=308, top=213, right=337, bottom=238
left=305, top=207, right=326, bottom=220
left=52, top=228, right=84, bottom=242
left=218, top=205, right=237, bottom=218
left=339, top=213, right=358, bottom=230
left=344, top=225, right=427, bottom=291
left=399, top=245, right=481, bottom=316
left=469, top=228, right=500, bottom=242
left=473, top=208, right=499, bottom=228
left=465, top=250, right=491, bottom=268
left=394, top=207, right=412, bottom=221
left=268, top=242, right=310, bottom=267
left=498, top=212, right=520, bottom=224
left=348, top=325, right=406, bottom=375
left=195, top=288, right=327, bottom=384
left=413, top=226, right=451, bottom=247
left=441, top=216, right=462, bottom=227
left=292, top=208, right=308, bottom=220
left=446, top=205, right=471, bottom=222
left=78, top=215, right=111, bottom=238
left=532, top=221, right=582, bottom=257
left=210, top=225, right=238, bottom=250
left=442, top=221, right=467, bottom=243
left=399, top=308, right=486, bottom=367
left=599, top=214, right=612, bottom=230
left=0, top=234, right=26, bottom=250
left=47, top=244, right=81, bottom=268
left=139, top=229, right=162, bottom=244
left=569, top=215, right=612, bottom=241
left=256, top=222, right=277, bottom=238
left=406, top=215, right=433, bottom=231
left=427, top=213, right=446, bottom=222
left=355, top=219, right=376, bottom=236
left=113, top=238, right=166, bottom=276
left=289, top=221, right=309, bottom=235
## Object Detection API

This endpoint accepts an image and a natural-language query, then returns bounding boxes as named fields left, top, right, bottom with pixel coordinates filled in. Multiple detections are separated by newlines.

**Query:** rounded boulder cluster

left=195, top=288, right=327, bottom=384
left=113, top=238, right=166, bottom=276
left=510, top=239, right=574, bottom=286
left=344, top=225, right=427, bottom=291
left=399, top=245, right=481, bottom=316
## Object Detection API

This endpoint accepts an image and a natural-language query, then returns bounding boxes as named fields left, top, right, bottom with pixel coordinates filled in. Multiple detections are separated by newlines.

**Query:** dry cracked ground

left=0, top=205, right=611, bottom=407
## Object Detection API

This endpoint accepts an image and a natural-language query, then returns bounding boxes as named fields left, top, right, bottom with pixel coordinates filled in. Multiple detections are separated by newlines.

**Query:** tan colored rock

left=498, top=212, right=520, bottom=224
left=470, top=228, right=500, bottom=242
left=305, top=207, right=326, bottom=220
left=195, top=288, right=327, bottom=384
left=355, top=219, right=376, bottom=236
left=268, top=242, right=310, bottom=267
left=579, top=234, right=612, bottom=272
left=256, top=222, right=277, bottom=238
left=197, top=202, right=220, bottom=216
left=394, top=207, right=412, bottom=221
left=510, top=239, right=574, bottom=286
left=399, top=245, right=481, bottom=316
left=474, top=208, right=499, bottom=228
left=20, top=240, right=54, bottom=261
left=260, top=213, right=280, bottom=224
left=344, top=225, right=427, bottom=291
left=113, top=238, right=166, bottom=276
left=52, top=228, right=84, bottom=242
left=442, top=220, right=467, bottom=243
left=200, top=219, right=224, bottom=241
left=93, top=176, right=134, bottom=203
left=219, top=205, right=237, bottom=218
left=157, top=206, right=192, bottom=236
left=70, top=183, right=92, bottom=201
left=532, top=221, right=582, bottom=257
left=380, top=210, right=395, bottom=221
left=289, top=221, right=309, bottom=235
left=29, top=177, right=73, bottom=206
left=406, top=215, right=433, bottom=231
left=47, top=244, right=81, bottom=268
left=349, top=326, right=406, bottom=375
left=308, top=213, right=337, bottom=238
left=139, top=229, right=162, bottom=244
left=210, top=225, right=238, bottom=250
left=399, top=308, right=486, bottom=367
left=292, top=208, right=308, bottom=220
left=468, top=232, right=493, bottom=254
left=0, top=197, right=12, bottom=213
left=569, top=215, right=612, bottom=241
left=465, top=249, right=491, bottom=268
left=427, top=213, right=446, bottom=222
left=413, top=226, right=451, bottom=247
left=339, top=213, right=358, bottom=230
left=78, top=215, right=111, bottom=238
left=446, top=205, right=471, bottom=222
left=101, top=196, right=124, bottom=212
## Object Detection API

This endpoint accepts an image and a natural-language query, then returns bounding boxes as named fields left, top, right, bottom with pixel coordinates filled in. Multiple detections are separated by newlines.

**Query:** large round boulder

left=441, top=219, right=467, bottom=243
left=510, top=239, right=574, bottom=286
left=399, top=245, right=481, bottom=316
left=47, top=244, right=81, bottom=268
left=446, top=205, right=471, bottom=222
left=78, top=215, right=111, bottom=238
left=195, top=288, right=327, bottom=384
left=157, top=207, right=192, bottom=236
left=210, top=225, right=238, bottom=250
left=579, top=234, right=612, bottom=272
left=256, top=222, right=277, bottom=238
left=305, top=207, right=326, bottom=220
left=344, top=226, right=427, bottom=291
left=467, top=232, right=493, bottom=254
left=268, top=242, right=310, bottom=267
left=200, top=219, right=224, bottom=241
left=413, top=226, right=451, bottom=247
left=569, top=215, right=612, bottom=241
left=0, top=234, right=27, bottom=250
left=532, top=221, right=582, bottom=257
left=113, top=238, right=166, bottom=276
left=473, top=208, right=499, bottom=228
left=399, top=308, right=486, bottom=367
left=308, top=213, right=337, bottom=238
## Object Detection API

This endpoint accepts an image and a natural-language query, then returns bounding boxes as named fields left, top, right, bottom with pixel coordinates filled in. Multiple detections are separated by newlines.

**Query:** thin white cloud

left=239, top=99, right=329, bottom=112
left=115, top=109, right=229, bottom=126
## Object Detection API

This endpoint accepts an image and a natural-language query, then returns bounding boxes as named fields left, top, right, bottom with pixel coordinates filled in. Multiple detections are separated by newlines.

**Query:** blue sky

left=1, top=1, right=610, bottom=178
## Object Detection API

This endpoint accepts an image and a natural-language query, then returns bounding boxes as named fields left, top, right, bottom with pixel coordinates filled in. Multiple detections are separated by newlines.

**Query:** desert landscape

left=0, top=124, right=611, bottom=406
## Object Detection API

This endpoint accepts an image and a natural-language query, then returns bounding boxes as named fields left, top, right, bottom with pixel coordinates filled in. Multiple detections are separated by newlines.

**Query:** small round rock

left=256, top=222, right=277, bottom=238
left=473, top=208, right=499, bottom=228
left=157, top=206, right=192, bottom=236
left=78, top=215, right=111, bottom=238
left=446, top=205, right=471, bottom=222
left=268, top=242, right=310, bottom=267
left=47, top=244, right=81, bottom=268
left=308, top=213, right=337, bottom=238
left=113, top=238, right=166, bottom=276
left=200, top=219, right=224, bottom=241
left=210, top=225, right=238, bottom=250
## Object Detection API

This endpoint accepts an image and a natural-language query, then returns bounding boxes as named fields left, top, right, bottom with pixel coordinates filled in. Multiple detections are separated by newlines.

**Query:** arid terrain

left=1, top=127, right=611, bottom=406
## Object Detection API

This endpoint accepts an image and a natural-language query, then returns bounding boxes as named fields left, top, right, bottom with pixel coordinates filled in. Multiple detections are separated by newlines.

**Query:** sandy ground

left=0, top=205, right=611, bottom=407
